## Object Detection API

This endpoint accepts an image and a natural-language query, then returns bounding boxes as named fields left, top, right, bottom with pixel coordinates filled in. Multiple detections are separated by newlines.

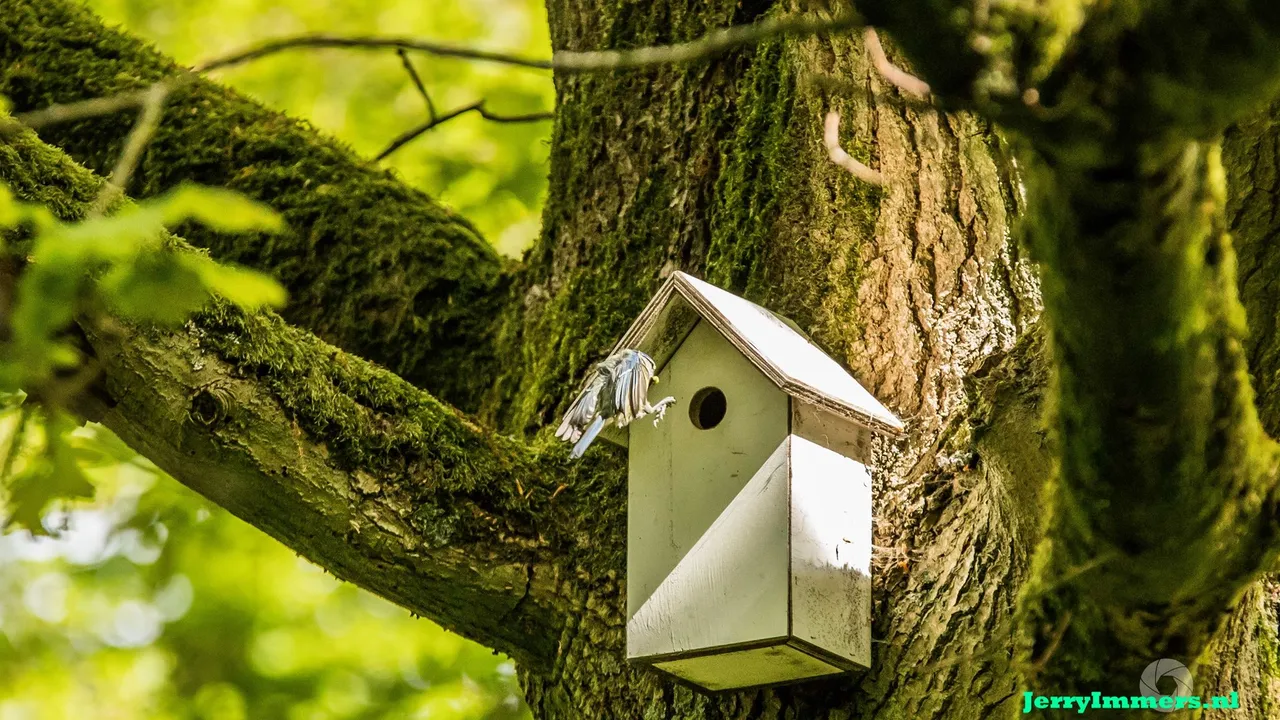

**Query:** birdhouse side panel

left=788, top=436, right=873, bottom=668
left=627, top=319, right=790, bottom=616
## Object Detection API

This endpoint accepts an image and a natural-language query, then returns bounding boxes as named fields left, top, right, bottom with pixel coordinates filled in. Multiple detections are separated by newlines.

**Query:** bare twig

left=1028, top=610, right=1073, bottom=675
left=822, top=111, right=883, bottom=185
left=13, top=77, right=192, bottom=129
left=378, top=101, right=481, bottom=160
left=198, top=12, right=862, bottom=74
left=198, top=36, right=552, bottom=73
left=548, top=12, right=862, bottom=72
left=397, top=49, right=436, bottom=120
left=864, top=27, right=931, bottom=99
left=376, top=101, right=554, bottom=161
left=477, top=107, right=556, bottom=124
left=12, top=12, right=859, bottom=138
left=93, top=82, right=171, bottom=214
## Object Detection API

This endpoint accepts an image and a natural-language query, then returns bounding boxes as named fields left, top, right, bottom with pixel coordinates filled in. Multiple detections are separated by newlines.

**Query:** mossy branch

left=0, top=0, right=512, bottom=413
left=1011, top=138, right=1280, bottom=692
left=0, top=125, right=597, bottom=670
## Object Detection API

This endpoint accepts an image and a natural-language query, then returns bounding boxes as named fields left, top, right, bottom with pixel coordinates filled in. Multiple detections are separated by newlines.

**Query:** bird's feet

left=650, top=396, right=676, bottom=426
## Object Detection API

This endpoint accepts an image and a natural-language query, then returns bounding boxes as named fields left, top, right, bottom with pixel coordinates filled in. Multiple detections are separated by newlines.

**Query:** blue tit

left=555, top=349, right=677, bottom=459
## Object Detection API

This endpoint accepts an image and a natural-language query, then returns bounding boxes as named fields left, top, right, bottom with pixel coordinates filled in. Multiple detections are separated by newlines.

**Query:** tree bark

left=5, top=0, right=1280, bottom=718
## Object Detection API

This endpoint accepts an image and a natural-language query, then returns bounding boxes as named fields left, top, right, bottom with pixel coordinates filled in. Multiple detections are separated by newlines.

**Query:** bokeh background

left=0, top=0, right=555, bottom=718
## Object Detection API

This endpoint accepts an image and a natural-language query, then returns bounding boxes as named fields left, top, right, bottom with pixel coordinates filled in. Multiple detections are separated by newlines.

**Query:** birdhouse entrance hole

left=689, top=387, right=726, bottom=429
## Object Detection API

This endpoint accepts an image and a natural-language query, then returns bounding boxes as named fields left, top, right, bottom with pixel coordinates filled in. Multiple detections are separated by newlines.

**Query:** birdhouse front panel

left=627, top=434, right=873, bottom=689
left=626, top=318, right=790, bottom=616
left=627, top=441, right=792, bottom=676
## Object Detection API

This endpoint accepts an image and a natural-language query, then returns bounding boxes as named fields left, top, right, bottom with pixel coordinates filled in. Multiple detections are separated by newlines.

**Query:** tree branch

left=92, top=81, right=170, bottom=214
left=0, top=0, right=511, bottom=413
left=10, top=79, right=188, bottom=129
left=1013, top=133, right=1280, bottom=691
left=0, top=124, right=587, bottom=669
left=376, top=102, right=554, bottom=161
left=847, top=0, right=1280, bottom=688
left=397, top=49, right=437, bottom=120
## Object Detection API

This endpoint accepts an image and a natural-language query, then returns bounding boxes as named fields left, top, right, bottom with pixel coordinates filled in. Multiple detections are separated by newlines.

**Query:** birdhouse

left=602, top=271, right=903, bottom=692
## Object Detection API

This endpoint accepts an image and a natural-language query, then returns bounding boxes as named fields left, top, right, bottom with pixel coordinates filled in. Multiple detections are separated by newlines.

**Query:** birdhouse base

left=642, top=638, right=858, bottom=692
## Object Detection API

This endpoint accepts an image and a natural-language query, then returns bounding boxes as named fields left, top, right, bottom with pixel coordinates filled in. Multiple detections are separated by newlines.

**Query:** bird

left=556, top=348, right=676, bottom=459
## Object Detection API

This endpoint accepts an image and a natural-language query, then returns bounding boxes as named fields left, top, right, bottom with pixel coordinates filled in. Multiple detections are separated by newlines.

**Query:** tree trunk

left=4, top=0, right=1280, bottom=718
left=510, top=1, right=1046, bottom=715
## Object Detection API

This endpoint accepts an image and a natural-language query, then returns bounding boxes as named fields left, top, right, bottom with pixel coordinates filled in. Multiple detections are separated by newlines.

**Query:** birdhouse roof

left=612, top=272, right=904, bottom=436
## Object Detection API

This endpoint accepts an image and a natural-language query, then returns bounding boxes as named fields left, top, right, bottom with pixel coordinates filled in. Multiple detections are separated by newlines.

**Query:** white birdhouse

left=600, top=271, right=903, bottom=692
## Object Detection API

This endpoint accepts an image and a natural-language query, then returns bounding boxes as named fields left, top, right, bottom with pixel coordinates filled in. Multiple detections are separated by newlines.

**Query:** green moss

left=1009, top=129, right=1280, bottom=692
left=0, top=119, right=630, bottom=595
left=0, top=0, right=510, bottom=412
left=706, top=36, right=879, bottom=354
left=484, top=7, right=882, bottom=436
left=483, top=1, right=753, bottom=434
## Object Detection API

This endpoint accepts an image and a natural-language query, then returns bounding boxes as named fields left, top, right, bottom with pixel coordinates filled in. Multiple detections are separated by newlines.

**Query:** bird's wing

left=556, top=371, right=605, bottom=442
left=570, top=416, right=607, bottom=459
left=611, top=351, right=655, bottom=426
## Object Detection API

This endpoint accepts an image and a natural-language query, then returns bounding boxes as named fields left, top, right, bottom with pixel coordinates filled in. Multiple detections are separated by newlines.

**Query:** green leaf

left=100, top=253, right=211, bottom=324
left=184, top=255, right=287, bottom=310
left=0, top=183, right=19, bottom=229
left=3, top=413, right=95, bottom=535
left=158, top=184, right=284, bottom=233
left=9, top=265, right=80, bottom=383
left=68, top=423, right=146, bottom=468
left=35, top=206, right=168, bottom=265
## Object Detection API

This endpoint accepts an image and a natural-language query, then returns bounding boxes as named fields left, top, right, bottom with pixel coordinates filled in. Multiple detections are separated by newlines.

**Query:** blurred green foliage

left=2, top=183, right=284, bottom=396
left=0, top=434, right=527, bottom=719
left=88, top=0, right=555, bottom=257
left=1, top=0, right=553, bottom=717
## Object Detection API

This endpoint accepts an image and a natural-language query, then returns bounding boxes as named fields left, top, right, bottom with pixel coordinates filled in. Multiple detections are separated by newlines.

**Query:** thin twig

left=1029, top=610, right=1073, bottom=675
left=377, top=101, right=482, bottom=160
left=93, top=82, right=171, bottom=214
left=12, top=12, right=859, bottom=137
left=198, top=12, right=862, bottom=74
left=397, top=49, right=436, bottom=120
left=13, top=77, right=191, bottom=129
left=199, top=36, right=552, bottom=73
left=376, top=101, right=553, bottom=161
left=477, top=107, right=556, bottom=123
left=549, top=12, right=862, bottom=72
left=864, top=27, right=931, bottom=99
left=823, top=111, right=883, bottom=185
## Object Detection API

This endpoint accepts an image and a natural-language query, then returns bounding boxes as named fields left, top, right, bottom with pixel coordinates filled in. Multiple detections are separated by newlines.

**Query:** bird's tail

left=570, top=416, right=606, bottom=459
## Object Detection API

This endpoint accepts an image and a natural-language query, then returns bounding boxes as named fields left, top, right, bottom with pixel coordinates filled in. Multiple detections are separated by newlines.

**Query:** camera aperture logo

left=1021, top=658, right=1240, bottom=713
